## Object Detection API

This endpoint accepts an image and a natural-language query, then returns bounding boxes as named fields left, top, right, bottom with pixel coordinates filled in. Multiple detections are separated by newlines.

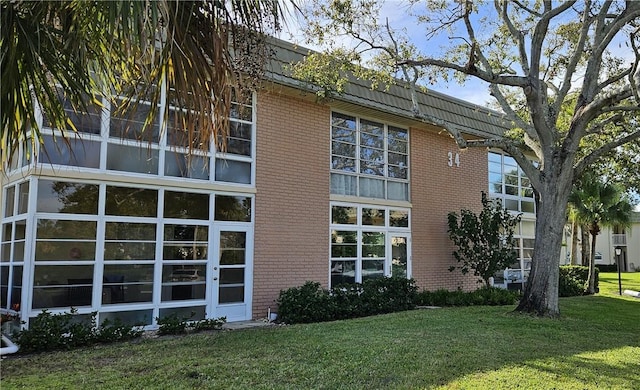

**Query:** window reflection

left=37, top=180, right=99, bottom=214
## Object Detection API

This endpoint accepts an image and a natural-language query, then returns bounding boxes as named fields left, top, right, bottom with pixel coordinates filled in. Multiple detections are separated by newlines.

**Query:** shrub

left=12, top=309, right=97, bottom=353
left=415, top=287, right=519, bottom=307
left=276, top=278, right=418, bottom=324
left=276, top=281, right=336, bottom=324
left=156, top=313, right=191, bottom=335
left=192, top=317, right=226, bottom=332
left=13, top=309, right=144, bottom=354
left=559, top=265, right=598, bottom=296
left=96, top=318, right=143, bottom=343
left=358, top=277, right=417, bottom=315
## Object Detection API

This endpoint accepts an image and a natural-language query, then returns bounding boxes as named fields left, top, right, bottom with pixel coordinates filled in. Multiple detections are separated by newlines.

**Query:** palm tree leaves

left=1, top=0, right=285, bottom=167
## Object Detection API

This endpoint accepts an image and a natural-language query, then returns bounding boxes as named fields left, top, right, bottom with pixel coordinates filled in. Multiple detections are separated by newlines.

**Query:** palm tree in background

left=568, top=174, right=633, bottom=294
left=1, top=0, right=288, bottom=167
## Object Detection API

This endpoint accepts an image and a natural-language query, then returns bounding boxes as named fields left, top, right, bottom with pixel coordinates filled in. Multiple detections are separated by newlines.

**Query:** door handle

left=213, top=277, right=218, bottom=281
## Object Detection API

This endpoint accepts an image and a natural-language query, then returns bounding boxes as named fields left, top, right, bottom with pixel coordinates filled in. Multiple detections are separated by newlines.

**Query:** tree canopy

left=1, top=0, right=286, bottom=168
left=296, top=0, right=640, bottom=316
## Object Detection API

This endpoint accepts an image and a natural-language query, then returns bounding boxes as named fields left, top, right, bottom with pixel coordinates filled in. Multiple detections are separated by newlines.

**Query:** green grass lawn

left=2, top=274, right=639, bottom=389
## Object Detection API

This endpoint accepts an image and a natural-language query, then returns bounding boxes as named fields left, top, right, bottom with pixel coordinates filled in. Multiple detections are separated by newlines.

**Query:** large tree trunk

left=515, top=163, right=573, bottom=317
left=570, top=221, right=579, bottom=265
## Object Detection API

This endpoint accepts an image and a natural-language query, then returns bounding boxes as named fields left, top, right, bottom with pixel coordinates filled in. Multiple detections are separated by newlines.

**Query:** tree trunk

left=515, top=162, right=573, bottom=317
left=570, top=221, right=579, bottom=265
left=586, top=226, right=600, bottom=294
left=581, top=227, right=590, bottom=266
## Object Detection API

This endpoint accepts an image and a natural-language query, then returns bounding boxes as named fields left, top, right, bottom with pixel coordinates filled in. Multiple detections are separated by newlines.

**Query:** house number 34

left=447, top=151, right=460, bottom=167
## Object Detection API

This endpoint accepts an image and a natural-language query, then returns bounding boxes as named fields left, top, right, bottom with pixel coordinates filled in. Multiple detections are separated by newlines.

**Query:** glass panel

left=214, top=195, right=251, bottom=222
left=331, top=127, right=356, bottom=144
left=360, top=160, right=384, bottom=176
left=220, top=232, right=246, bottom=265
left=388, top=152, right=407, bottom=166
left=331, top=174, right=357, bottom=196
left=388, top=165, right=407, bottom=180
left=391, top=236, right=408, bottom=278
left=32, top=265, right=94, bottom=309
left=37, top=180, right=99, bottom=214
left=35, top=242, right=96, bottom=261
left=18, top=182, right=29, bottom=214
left=505, top=199, right=519, bottom=211
left=330, top=260, right=355, bottom=286
left=161, top=265, right=206, bottom=301
left=390, top=210, right=409, bottom=227
left=488, top=161, right=502, bottom=173
left=226, top=122, right=252, bottom=156
left=505, top=185, right=518, bottom=196
left=362, top=208, right=385, bottom=226
left=230, top=103, right=253, bottom=121
left=164, top=191, right=209, bottom=220
left=360, top=120, right=384, bottom=137
left=37, top=220, right=96, bottom=239
left=13, top=241, right=24, bottom=261
left=522, top=200, right=535, bottom=213
left=43, top=93, right=102, bottom=134
left=110, top=100, right=159, bottom=142
left=163, top=225, right=208, bottom=261
left=166, top=109, right=209, bottom=150
left=1, top=243, right=9, bottom=263
left=2, top=223, right=11, bottom=242
left=100, top=310, right=152, bottom=326
left=362, top=259, right=384, bottom=281
left=218, top=286, right=244, bottom=304
left=159, top=306, right=205, bottom=321
left=106, top=222, right=156, bottom=240
left=521, top=221, right=536, bottom=236
left=331, top=206, right=357, bottom=225
left=106, top=186, right=158, bottom=217
left=388, top=137, right=408, bottom=154
left=331, top=230, right=357, bottom=258
left=362, top=232, right=385, bottom=258
left=40, top=135, right=101, bottom=168
left=332, top=141, right=356, bottom=158
left=102, top=264, right=154, bottom=303
left=215, top=159, right=251, bottom=184
left=331, top=113, right=356, bottom=130
left=4, top=186, right=15, bottom=218
left=106, top=144, right=159, bottom=174
left=165, top=152, right=210, bottom=180
left=0, top=266, right=8, bottom=307
left=10, top=266, right=23, bottom=309
left=331, top=156, right=356, bottom=172
left=220, top=268, right=244, bottom=284
left=359, top=177, right=384, bottom=198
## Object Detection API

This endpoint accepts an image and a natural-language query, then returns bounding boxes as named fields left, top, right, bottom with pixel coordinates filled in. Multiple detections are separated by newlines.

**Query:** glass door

left=212, top=225, right=253, bottom=321
left=388, top=234, right=410, bottom=278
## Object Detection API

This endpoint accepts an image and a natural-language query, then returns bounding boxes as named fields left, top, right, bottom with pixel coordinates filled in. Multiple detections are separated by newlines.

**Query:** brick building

left=1, top=38, right=536, bottom=327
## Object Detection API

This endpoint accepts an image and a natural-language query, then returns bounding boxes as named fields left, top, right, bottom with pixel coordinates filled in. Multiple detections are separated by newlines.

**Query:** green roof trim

left=264, top=37, right=512, bottom=138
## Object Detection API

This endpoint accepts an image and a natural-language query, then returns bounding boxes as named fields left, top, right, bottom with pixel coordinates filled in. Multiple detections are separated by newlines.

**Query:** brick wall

left=253, top=91, right=330, bottom=318
left=410, top=128, right=488, bottom=291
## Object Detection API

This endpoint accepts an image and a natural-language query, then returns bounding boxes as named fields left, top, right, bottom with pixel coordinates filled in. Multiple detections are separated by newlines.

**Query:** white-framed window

left=488, top=151, right=535, bottom=214
left=4, top=177, right=254, bottom=326
left=331, top=112, right=409, bottom=201
left=492, top=219, right=535, bottom=287
left=329, top=202, right=410, bottom=287
left=26, top=86, right=255, bottom=186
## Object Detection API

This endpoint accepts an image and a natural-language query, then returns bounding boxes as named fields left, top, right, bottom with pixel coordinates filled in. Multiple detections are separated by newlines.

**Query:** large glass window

left=331, top=113, right=409, bottom=201
left=330, top=203, right=410, bottom=287
left=488, top=151, right=535, bottom=214
left=32, top=86, right=255, bottom=185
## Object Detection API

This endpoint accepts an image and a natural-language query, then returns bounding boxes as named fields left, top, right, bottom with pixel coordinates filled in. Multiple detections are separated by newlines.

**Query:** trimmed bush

left=276, top=278, right=418, bottom=324
left=559, top=265, right=598, bottom=296
left=12, top=309, right=143, bottom=354
left=415, top=287, right=520, bottom=307
left=276, top=281, right=336, bottom=324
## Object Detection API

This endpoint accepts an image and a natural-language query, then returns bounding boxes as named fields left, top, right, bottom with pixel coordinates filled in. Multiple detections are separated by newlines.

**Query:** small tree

left=447, top=192, right=522, bottom=287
